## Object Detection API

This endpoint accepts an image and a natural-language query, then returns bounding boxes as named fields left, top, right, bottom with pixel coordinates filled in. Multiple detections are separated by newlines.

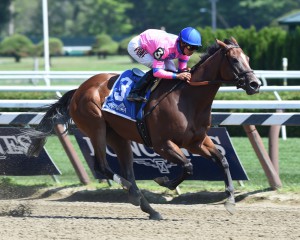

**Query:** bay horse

left=26, top=37, right=260, bottom=220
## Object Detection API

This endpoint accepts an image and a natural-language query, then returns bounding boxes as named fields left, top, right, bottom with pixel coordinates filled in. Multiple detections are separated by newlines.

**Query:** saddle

left=102, top=68, right=160, bottom=147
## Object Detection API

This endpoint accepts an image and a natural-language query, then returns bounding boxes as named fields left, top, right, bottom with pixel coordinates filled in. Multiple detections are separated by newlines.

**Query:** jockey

left=127, top=27, right=202, bottom=102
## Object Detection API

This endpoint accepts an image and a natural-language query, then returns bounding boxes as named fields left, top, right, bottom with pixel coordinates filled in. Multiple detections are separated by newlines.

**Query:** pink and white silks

left=127, top=29, right=190, bottom=79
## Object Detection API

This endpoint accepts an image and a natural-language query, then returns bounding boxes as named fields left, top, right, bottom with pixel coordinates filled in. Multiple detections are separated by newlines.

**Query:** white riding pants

left=127, top=36, right=177, bottom=72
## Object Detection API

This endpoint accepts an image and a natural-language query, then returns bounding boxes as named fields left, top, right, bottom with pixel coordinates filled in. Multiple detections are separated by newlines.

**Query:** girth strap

left=136, top=118, right=152, bottom=147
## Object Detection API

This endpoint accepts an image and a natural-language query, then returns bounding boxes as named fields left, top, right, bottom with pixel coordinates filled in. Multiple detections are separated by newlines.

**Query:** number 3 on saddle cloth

left=102, top=68, right=155, bottom=147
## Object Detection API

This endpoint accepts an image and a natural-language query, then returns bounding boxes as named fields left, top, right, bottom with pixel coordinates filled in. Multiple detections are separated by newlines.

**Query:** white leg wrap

left=113, top=174, right=122, bottom=185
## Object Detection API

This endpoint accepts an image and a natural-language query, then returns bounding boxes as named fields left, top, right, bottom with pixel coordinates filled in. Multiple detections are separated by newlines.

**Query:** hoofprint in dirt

left=0, top=187, right=300, bottom=240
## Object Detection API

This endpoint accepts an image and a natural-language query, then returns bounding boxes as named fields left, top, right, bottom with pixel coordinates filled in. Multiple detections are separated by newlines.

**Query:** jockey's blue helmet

left=179, top=27, right=202, bottom=47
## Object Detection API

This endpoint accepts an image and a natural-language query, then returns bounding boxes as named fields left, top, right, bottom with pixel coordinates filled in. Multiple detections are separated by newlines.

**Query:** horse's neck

left=191, top=50, right=223, bottom=83
left=154, top=80, right=219, bottom=125
left=184, top=52, right=223, bottom=110
left=184, top=82, right=220, bottom=111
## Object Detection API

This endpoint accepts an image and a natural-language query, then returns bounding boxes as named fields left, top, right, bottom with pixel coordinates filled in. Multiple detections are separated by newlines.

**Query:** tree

left=0, top=34, right=34, bottom=62
left=24, top=0, right=133, bottom=38
left=7, top=0, right=300, bottom=39
left=0, top=0, right=12, bottom=35
left=79, top=0, right=133, bottom=37
left=126, top=0, right=210, bottom=34
left=118, top=35, right=134, bottom=54
left=92, top=33, right=119, bottom=58
left=27, top=0, right=75, bottom=37
left=36, top=38, right=64, bottom=56
left=218, top=0, right=300, bottom=30
left=34, top=37, right=64, bottom=66
left=118, top=35, right=136, bottom=62
left=125, top=0, right=300, bottom=34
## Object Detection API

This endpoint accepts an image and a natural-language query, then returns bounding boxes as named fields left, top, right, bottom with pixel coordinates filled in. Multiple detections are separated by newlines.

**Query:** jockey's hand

left=179, top=68, right=191, bottom=72
left=176, top=72, right=191, bottom=81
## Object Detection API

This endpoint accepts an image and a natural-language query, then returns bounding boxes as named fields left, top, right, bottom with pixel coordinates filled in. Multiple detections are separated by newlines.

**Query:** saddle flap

left=102, top=69, right=148, bottom=121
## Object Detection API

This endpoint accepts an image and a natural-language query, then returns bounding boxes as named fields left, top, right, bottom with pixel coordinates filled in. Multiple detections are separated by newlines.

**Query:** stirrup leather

left=127, top=93, right=147, bottom=102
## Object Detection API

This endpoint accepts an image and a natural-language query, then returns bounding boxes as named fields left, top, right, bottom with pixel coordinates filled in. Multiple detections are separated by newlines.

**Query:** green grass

left=1, top=136, right=299, bottom=193
left=231, top=137, right=300, bottom=192
left=0, top=55, right=146, bottom=72
left=0, top=55, right=145, bottom=88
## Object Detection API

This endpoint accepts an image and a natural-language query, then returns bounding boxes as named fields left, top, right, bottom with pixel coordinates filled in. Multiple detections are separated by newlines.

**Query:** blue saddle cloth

left=102, top=69, right=150, bottom=121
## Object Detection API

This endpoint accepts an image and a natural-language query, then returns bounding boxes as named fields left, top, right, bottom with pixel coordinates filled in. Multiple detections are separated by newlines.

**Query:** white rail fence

left=0, top=99, right=299, bottom=110
left=0, top=70, right=299, bottom=127
left=0, top=112, right=299, bottom=126
left=0, top=70, right=299, bottom=86
left=1, top=85, right=300, bottom=93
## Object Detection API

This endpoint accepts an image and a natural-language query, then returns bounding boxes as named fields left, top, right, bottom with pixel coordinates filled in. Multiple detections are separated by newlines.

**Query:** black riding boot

left=127, top=70, right=155, bottom=102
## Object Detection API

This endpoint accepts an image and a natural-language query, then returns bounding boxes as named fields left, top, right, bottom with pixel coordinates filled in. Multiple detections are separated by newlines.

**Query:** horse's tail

left=24, top=89, right=77, bottom=157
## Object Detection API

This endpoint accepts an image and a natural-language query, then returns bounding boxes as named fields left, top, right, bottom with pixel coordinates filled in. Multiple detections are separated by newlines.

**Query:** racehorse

left=25, top=37, right=260, bottom=220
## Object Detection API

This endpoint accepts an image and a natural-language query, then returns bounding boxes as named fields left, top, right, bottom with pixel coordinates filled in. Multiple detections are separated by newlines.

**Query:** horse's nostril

left=250, top=81, right=259, bottom=90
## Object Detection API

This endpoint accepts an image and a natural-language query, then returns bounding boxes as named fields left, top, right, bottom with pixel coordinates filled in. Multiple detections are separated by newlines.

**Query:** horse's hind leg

left=106, top=128, right=141, bottom=206
left=88, top=123, right=132, bottom=190
left=107, top=129, right=162, bottom=220
left=153, top=141, right=193, bottom=190
left=187, top=135, right=236, bottom=214
left=70, top=99, right=132, bottom=190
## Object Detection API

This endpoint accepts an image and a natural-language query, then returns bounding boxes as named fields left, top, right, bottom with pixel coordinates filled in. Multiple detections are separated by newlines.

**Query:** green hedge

left=192, top=26, right=300, bottom=71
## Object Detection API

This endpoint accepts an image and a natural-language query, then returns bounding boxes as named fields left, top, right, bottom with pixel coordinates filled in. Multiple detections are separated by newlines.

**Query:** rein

left=143, top=80, right=184, bottom=119
left=187, top=79, right=231, bottom=86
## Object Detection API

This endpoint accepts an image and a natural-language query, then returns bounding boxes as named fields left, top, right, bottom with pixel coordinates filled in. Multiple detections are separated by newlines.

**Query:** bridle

left=188, top=44, right=254, bottom=88
left=224, top=45, right=254, bottom=89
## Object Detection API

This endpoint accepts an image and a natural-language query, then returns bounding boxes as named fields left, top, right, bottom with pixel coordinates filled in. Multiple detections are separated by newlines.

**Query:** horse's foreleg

left=153, top=141, right=193, bottom=190
left=220, top=157, right=236, bottom=214
left=140, top=194, right=162, bottom=220
left=187, top=136, right=236, bottom=214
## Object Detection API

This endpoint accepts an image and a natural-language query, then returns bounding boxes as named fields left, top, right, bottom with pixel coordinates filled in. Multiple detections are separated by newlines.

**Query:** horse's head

left=216, top=37, right=261, bottom=95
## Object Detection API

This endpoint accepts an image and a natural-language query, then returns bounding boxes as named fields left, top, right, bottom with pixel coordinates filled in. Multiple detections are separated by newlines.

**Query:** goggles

left=185, top=44, right=200, bottom=51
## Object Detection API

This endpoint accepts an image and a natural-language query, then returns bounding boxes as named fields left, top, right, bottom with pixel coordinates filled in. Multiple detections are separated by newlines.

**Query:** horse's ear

left=230, top=36, right=238, bottom=45
left=216, top=39, right=227, bottom=49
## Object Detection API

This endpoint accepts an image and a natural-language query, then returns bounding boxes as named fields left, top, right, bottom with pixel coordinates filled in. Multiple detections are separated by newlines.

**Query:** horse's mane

left=191, top=39, right=236, bottom=73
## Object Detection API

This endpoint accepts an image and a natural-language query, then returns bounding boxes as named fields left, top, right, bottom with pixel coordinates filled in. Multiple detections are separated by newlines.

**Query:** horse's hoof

left=224, top=201, right=236, bottom=215
left=149, top=212, right=163, bottom=220
left=154, top=176, right=176, bottom=190
left=154, top=176, right=169, bottom=186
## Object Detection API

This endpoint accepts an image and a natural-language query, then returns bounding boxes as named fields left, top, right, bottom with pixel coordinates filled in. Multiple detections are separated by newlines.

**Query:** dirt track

left=0, top=187, right=300, bottom=240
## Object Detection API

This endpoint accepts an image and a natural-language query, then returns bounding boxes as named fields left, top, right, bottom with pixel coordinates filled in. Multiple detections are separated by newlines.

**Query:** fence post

left=54, top=124, right=90, bottom=185
left=269, top=125, right=280, bottom=174
left=243, top=125, right=282, bottom=189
